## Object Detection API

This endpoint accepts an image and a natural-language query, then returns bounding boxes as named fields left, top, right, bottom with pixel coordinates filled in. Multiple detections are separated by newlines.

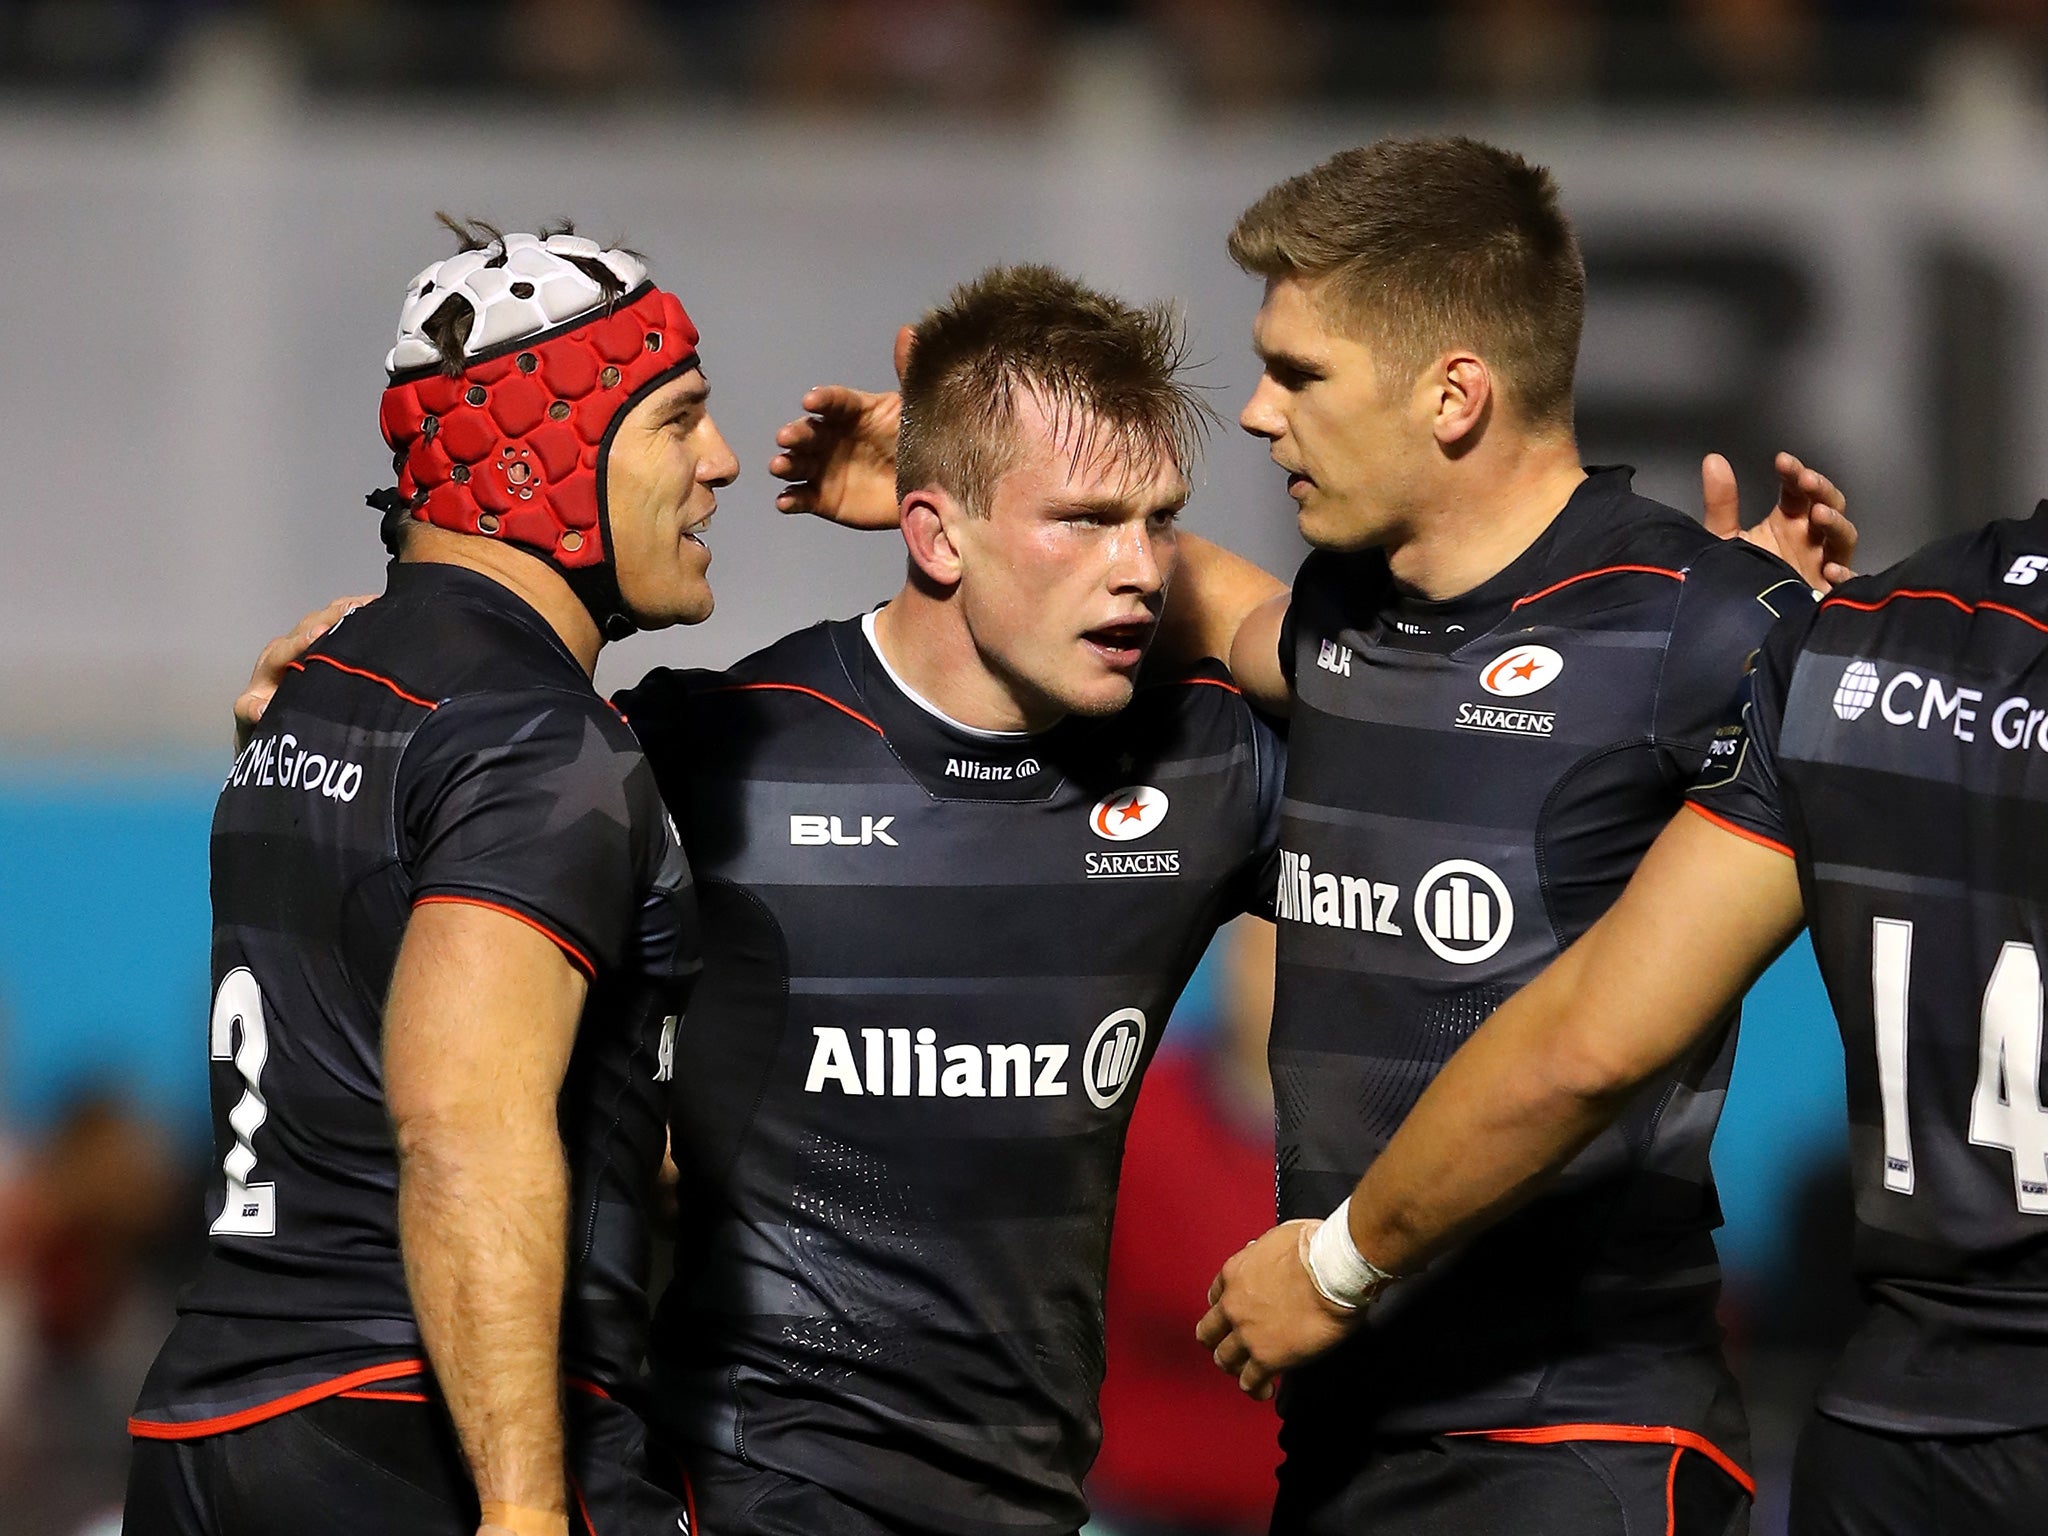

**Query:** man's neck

left=1383, top=437, right=1588, bottom=602
left=871, top=586, right=1060, bottom=735
left=400, top=526, right=603, bottom=676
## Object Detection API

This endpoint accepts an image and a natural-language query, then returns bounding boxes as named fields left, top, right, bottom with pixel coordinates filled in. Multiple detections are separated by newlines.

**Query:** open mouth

left=1285, top=471, right=1312, bottom=499
left=682, top=506, right=715, bottom=548
left=1081, top=617, right=1157, bottom=671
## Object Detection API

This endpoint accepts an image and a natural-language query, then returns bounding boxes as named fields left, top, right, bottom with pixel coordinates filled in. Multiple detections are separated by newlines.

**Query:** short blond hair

left=897, top=264, right=1213, bottom=515
left=1229, top=137, right=1584, bottom=426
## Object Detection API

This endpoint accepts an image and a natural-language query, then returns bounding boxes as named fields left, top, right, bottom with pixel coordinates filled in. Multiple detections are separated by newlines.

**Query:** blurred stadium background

left=8, top=1, right=2048, bottom=1531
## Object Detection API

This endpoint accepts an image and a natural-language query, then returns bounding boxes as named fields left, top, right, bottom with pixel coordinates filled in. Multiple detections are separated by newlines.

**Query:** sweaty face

left=951, top=396, right=1186, bottom=721
left=606, top=368, right=738, bottom=628
left=1240, top=274, right=1425, bottom=553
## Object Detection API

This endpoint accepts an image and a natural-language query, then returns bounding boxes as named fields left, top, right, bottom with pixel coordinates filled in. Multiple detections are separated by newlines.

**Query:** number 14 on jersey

left=1873, top=919, right=2048, bottom=1214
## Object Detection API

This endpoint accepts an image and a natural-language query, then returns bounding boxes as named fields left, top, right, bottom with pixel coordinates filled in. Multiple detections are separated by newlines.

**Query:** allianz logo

left=226, top=731, right=365, bottom=803
left=803, top=1007, right=1147, bottom=1109
left=1833, top=660, right=2048, bottom=751
left=790, top=814, right=898, bottom=846
left=1275, top=849, right=1401, bottom=935
left=1276, top=849, right=1515, bottom=966
left=945, top=756, right=1039, bottom=781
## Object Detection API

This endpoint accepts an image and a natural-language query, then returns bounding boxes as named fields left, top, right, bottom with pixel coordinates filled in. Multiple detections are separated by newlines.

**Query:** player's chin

left=1056, top=667, right=1139, bottom=719
left=623, top=571, right=715, bottom=630
left=1298, top=503, right=1380, bottom=555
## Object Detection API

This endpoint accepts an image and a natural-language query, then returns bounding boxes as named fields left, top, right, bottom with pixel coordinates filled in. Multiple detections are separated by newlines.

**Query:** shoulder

left=686, top=619, right=884, bottom=739
left=1117, top=658, right=1280, bottom=788
left=322, top=582, right=586, bottom=705
left=1824, top=516, right=2032, bottom=616
left=1131, top=657, right=1257, bottom=734
left=1556, top=483, right=1811, bottom=632
left=411, top=682, right=641, bottom=772
left=620, top=621, right=889, bottom=791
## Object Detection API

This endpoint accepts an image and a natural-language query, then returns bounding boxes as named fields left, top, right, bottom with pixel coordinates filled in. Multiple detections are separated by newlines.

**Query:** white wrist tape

left=1304, top=1198, right=1396, bottom=1310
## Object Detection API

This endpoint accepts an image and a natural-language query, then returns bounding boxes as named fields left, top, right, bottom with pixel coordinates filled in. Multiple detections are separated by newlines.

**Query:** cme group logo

left=1413, top=860, right=1515, bottom=965
left=1090, top=785, right=1169, bottom=841
left=1083, top=1008, right=1147, bottom=1108
left=1480, top=645, right=1564, bottom=698
left=1834, top=661, right=1881, bottom=721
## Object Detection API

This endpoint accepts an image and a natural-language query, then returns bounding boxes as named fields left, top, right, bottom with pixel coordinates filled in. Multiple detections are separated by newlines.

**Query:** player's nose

left=1108, top=522, right=1167, bottom=595
left=700, top=416, right=741, bottom=487
left=1239, top=377, right=1285, bottom=440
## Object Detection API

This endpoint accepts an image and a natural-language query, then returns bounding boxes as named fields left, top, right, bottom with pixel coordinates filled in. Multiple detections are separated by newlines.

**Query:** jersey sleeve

left=1650, top=541, right=1816, bottom=791
left=1277, top=550, right=1332, bottom=691
left=1232, top=706, right=1288, bottom=918
left=1686, top=602, right=1815, bottom=857
left=398, top=689, right=648, bottom=978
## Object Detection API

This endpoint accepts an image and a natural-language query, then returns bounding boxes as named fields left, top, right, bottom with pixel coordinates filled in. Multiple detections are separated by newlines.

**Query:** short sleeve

left=1686, top=603, right=1815, bottom=858
left=1236, top=707, right=1287, bottom=917
left=400, top=690, right=649, bottom=978
left=1651, top=542, right=1816, bottom=791
left=1277, top=550, right=1335, bottom=692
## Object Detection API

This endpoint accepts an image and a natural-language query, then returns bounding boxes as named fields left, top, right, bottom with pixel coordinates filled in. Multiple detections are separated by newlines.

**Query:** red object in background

left=1094, top=1047, right=1280, bottom=1534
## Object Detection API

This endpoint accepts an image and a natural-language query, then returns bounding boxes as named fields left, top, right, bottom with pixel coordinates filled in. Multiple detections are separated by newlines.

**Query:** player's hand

left=234, top=594, right=375, bottom=752
left=1195, top=1219, right=1359, bottom=1400
left=1702, top=451, right=1855, bottom=591
left=769, top=324, right=911, bottom=529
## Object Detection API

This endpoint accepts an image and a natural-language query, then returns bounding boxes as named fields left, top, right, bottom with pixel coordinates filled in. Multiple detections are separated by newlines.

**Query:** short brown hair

left=1228, top=137, right=1584, bottom=426
left=897, top=264, right=1214, bottom=515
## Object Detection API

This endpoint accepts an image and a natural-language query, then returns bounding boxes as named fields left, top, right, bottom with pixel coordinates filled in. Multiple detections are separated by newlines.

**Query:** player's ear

left=1429, top=351, right=1491, bottom=452
left=901, top=487, right=966, bottom=590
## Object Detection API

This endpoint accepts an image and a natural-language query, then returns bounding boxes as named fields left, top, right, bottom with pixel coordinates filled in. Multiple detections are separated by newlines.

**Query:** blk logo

left=1083, top=1007, right=1148, bottom=1108
left=1317, top=639, right=1353, bottom=676
left=1413, top=859, right=1515, bottom=966
left=1480, top=645, right=1563, bottom=698
left=1090, top=785, right=1168, bottom=842
left=1833, top=661, right=1880, bottom=721
left=790, top=814, right=898, bottom=847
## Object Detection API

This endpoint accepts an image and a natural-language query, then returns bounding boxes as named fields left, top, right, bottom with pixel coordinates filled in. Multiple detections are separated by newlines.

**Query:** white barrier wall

left=5, top=95, right=2046, bottom=753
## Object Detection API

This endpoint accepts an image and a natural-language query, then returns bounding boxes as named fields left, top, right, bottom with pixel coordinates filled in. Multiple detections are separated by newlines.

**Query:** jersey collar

left=831, top=618, right=1068, bottom=802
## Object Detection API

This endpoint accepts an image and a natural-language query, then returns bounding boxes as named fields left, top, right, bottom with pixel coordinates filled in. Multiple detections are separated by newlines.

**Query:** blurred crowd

left=0, top=1092, right=193, bottom=1536
left=9, top=0, right=2048, bottom=110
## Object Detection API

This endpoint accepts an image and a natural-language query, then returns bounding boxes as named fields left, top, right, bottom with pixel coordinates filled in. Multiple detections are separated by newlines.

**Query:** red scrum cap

left=375, top=231, right=700, bottom=639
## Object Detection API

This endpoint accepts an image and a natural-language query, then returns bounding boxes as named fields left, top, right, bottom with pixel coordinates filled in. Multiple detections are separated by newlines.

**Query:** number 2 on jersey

left=209, top=967, right=277, bottom=1237
left=1872, top=919, right=2048, bottom=1214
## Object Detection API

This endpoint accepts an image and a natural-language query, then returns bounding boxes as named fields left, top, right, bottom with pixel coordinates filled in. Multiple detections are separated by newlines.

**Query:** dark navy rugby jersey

left=131, top=561, right=697, bottom=1442
left=1271, top=467, right=1812, bottom=1445
left=616, top=615, right=1282, bottom=1536
left=1692, top=505, right=2048, bottom=1436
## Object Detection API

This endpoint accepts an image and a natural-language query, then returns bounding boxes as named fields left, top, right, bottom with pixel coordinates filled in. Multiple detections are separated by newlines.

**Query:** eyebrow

left=1254, top=342, right=1326, bottom=374
left=663, top=384, right=710, bottom=415
left=1047, top=491, right=1188, bottom=518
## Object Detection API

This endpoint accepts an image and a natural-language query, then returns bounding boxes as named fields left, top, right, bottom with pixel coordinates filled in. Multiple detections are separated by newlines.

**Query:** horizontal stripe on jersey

left=617, top=617, right=1283, bottom=1536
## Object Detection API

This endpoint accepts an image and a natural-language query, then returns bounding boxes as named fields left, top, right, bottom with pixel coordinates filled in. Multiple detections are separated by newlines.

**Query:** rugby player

left=1190, top=137, right=1853, bottom=1534
left=128, top=224, right=725, bottom=1536
left=616, top=265, right=1287, bottom=1536
left=1197, top=507, right=2048, bottom=1535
